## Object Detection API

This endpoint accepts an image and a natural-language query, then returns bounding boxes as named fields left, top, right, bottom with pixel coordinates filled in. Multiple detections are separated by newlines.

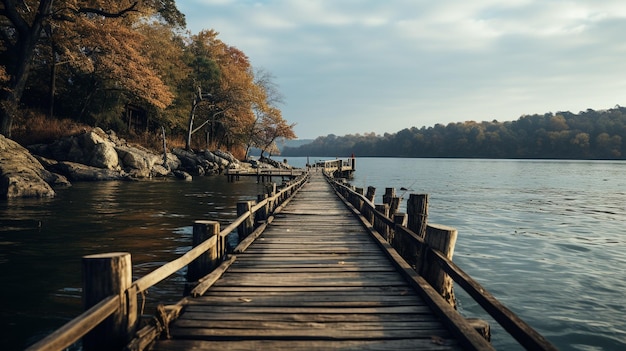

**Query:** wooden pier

left=150, top=172, right=489, bottom=350
left=224, top=167, right=305, bottom=182
left=316, top=157, right=356, bottom=178
left=26, top=165, right=557, bottom=351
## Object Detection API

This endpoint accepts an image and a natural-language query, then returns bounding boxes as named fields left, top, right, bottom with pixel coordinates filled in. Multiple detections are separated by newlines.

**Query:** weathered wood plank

left=223, top=266, right=397, bottom=273
left=185, top=294, right=426, bottom=307
left=151, top=338, right=464, bottom=351
left=176, top=311, right=439, bottom=322
left=150, top=172, right=488, bottom=351
left=203, top=285, right=416, bottom=293
left=172, top=319, right=447, bottom=331
left=178, top=305, right=435, bottom=315
left=169, top=326, right=454, bottom=340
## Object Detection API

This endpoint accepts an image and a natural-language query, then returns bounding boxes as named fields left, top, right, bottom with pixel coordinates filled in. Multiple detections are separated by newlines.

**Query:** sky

left=178, top=0, right=626, bottom=139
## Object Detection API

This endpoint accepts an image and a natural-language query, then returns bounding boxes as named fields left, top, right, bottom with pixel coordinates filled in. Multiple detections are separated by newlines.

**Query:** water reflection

left=0, top=175, right=265, bottom=350
left=3, top=158, right=626, bottom=350
left=352, top=158, right=626, bottom=350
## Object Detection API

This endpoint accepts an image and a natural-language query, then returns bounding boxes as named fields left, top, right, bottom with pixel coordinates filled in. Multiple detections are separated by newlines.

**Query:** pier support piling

left=187, top=221, right=221, bottom=283
left=237, top=201, right=255, bottom=240
left=82, top=252, right=136, bottom=351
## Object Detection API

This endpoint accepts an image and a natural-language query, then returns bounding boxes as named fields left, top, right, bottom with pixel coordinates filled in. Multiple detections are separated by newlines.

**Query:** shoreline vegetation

left=1, top=0, right=297, bottom=202
left=4, top=104, right=626, bottom=199
left=283, top=106, right=626, bottom=160
left=1, top=1, right=296, bottom=173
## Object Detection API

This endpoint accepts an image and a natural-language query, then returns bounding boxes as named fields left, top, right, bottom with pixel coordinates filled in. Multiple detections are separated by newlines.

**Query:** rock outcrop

left=0, top=135, right=62, bottom=198
left=46, top=160, right=130, bottom=182
left=29, top=128, right=174, bottom=178
left=172, top=148, right=239, bottom=176
left=2, top=126, right=283, bottom=198
left=260, top=156, right=292, bottom=169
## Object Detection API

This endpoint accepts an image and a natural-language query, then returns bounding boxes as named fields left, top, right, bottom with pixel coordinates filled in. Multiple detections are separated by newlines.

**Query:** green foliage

left=283, top=107, right=626, bottom=160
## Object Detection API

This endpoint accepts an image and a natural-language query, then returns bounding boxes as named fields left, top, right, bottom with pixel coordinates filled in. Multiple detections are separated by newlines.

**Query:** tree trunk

left=0, top=0, right=54, bottom=137
left=0, top=91, right=18, bottom=137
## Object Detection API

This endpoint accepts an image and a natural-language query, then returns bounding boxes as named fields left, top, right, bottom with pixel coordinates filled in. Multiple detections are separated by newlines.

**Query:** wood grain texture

left=149, top=173, right=484, bottom=351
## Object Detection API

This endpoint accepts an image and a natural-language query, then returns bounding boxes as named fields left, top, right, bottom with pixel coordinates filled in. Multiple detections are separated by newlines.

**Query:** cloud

left=181, top=0, right=626, bottom=138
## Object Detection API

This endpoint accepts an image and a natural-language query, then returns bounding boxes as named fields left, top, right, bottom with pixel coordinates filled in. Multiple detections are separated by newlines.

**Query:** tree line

left=0, top=0, right=295, bottom=156
left=283, top=107, right=626, bottom=159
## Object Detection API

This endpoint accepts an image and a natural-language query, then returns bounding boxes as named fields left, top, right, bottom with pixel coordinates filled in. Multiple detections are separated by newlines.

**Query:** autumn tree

left=0, top=0, right=184, bottom=137
left=243, top=68, right=292, bottom=158
left=256, top=107, right=296, bottom=157
left=135, top=21, right=191, bottom=132
left=185, top=30, right=259, bottom=151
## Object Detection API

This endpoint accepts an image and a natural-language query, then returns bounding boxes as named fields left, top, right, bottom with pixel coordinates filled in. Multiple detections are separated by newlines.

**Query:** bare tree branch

left=77, top=2, right=139, bottom=18
left=51, top=1, right=139, bottom=21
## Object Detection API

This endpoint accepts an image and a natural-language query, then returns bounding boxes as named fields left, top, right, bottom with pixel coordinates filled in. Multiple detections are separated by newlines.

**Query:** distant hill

left=282, top=139, right=314, bottom=149
left=248, top=138, right=314, bottom=156
left=280, top=107, right=626, bottom=160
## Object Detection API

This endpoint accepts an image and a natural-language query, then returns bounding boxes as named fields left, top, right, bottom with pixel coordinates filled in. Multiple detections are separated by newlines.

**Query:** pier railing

left=326, top=174, right=557, bottom=351
left=315, top=157, right=356, bottom=178
left=25, top=172, right=310, bottom=351
left=224, top=167, right=305, bottom=182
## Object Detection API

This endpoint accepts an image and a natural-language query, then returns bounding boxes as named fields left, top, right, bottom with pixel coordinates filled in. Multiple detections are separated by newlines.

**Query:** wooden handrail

left=326, top=175, right=558, bottom=351
left=27, top=171, right=309, bottom=351
left=431, top=250, right=558, bottom=351
left=25, top=296, right=120, bottom=351
left=135, top=172, right=308, bottom=293
left=132, top=235, right=218, bottom=292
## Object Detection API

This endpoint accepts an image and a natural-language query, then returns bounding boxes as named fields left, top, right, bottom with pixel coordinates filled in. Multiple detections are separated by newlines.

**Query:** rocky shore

left=0, top=128, right=291, bottom=199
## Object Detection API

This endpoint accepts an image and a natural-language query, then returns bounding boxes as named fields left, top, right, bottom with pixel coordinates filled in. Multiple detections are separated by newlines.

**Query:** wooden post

left=391, top=213, right=407, bottom=246
left=82, top=252, right=136, bottom=351
left=407, top=194, right=428, bottom=238
left=265, top=183, right=277, bottom=213
left=237, top=201, right=254, bottom=240
left=187, top=221, right=220, bottom=283
left=267, top=182, right=277, bottom=196
left=375, top=203, right=390, bottom=240
left=256, top=194, right=269, bottom=223
left=467, top=318, right=491, bottom=342
left=383, top=188, right=395, bottom=206
left=422, top=223, right=458, bottom=308
left=389, top=197, right=400, bottom=217
left=354, top=187, right=364, bottom=211
left=365, top=186, right=376, bottom=203
left=393, top=213, right=407, bottom=226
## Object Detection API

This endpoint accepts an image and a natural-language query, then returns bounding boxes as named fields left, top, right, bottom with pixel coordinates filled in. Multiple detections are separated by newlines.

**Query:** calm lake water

left=1, top=157, right=625, bottom=350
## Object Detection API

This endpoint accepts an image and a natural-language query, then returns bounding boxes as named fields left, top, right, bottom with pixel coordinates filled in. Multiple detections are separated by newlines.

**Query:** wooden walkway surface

left=151, top=172, right=466, bottom=351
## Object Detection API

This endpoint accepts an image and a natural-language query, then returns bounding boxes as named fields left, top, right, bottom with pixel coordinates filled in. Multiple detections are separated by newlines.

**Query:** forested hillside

left=283, top=107, right=626, bottom=159
left=0, top=0, right=295, bottom=157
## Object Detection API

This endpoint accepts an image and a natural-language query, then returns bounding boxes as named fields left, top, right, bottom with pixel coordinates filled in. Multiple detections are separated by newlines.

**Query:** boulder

left=200, top=160, right=220, bottom=175
left=260, top=156, right=292, bottom=169
left=28, top=128, right=120, bottom=170
left=151, top=164, right=170, bottom=178
left=213, top=149, right=236, bottom=163
left=116, top=146, right=155, bottom=174
left=204, top=150, right=230, bottom=168
left=49, top=161, right=128, bottom=181
left=39, top=168, right=72, bottom=188
left=163, top=152, right=181, bottom=171
left=89, top=141, right=119, bottom=170
left=173, top=170, right=192, bottom=181
left=172, top=148, right=201, bottom=170
left=0, top=135, right=56, bottom=198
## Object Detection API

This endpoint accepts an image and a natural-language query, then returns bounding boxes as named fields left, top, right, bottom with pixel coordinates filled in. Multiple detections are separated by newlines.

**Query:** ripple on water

left=554, top=242, right=592, bottom=253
